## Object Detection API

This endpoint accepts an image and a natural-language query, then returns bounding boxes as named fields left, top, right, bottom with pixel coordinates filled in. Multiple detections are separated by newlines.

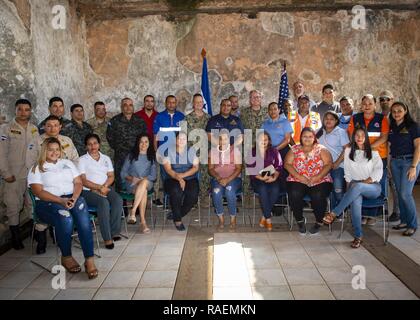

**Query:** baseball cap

left=379, top=90, right=394, bottom=99
left=298, top=95, right=310, bottom=102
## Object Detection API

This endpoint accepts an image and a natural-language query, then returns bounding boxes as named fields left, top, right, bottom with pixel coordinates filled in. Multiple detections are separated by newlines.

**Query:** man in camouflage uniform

left=38, top=97, right=72, bottom=135
left=87, top=101, right=113, bottom=159
left=0, top=99, right=39, bottom=250
left=107, top=97, right=147, bottom=192
left=240, top=90, right=268, bottom=198
left=185, top=94, right=211, bottom=206
left=61, top=104, right=93, bottom=156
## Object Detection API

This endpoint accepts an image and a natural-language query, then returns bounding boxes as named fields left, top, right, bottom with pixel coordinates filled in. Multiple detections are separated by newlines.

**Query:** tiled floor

left=1, top=186, right=420, bottom=300
left=0, top=223, right=186, bottom=300
left=369, top=186, right=420, bottom=266
left=212, top=230, right=418, bottom=300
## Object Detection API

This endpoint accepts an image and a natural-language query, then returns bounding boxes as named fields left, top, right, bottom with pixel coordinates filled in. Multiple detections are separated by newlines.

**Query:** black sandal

left=402, top=228, right=417, bottom=237
left=392, top=223, right=407, bottom=230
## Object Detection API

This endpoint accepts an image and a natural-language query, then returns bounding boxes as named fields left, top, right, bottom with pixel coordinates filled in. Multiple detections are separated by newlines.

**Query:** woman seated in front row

left=28, top=137, right=98, bottom=279
left=121, top=133, right=157, bottom=233
left=284, top=127, right=333, bottom=235
left=78, top=133, right=123, bottom=249
left=247, top=131, right=283, bottom=231
left=208, top=131, right=242, bottom=231
left=162, top=131, right=199, bottom=231
left=323, top=127, right=383, bottom=248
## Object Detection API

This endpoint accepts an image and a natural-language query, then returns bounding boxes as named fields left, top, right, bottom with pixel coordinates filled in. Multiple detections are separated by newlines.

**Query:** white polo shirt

left=78, top=152, right=114, bottom=190
left=28, top=159, right=80, bottom=197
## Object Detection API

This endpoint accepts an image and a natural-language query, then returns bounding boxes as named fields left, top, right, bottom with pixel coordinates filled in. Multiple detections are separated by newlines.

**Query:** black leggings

left=287, top=181, right=332, bottom=223
left=164, top=178, right=199, bottom=222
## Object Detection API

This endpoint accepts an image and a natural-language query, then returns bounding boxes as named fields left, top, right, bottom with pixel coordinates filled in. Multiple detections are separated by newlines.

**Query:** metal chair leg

left=252, top=193, right=256, bottom=227
left=242, top=194, right=245, bottom=226
left=198, top=198, right=201, bottom=227
left=91, top=221, right=101, bottom=258
left=120, top=209, right=129, bottom=239
left=207, top=194, right=211, bottom=227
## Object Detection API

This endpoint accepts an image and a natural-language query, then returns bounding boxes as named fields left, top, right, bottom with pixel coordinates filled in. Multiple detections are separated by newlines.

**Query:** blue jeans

left=35, top=196, right=94, bottom=258
left=333, top=182, right=381, bottom=238
left=82, top=188, right=123, bottom=241
left=391, top=159, right=420, bottom=229
left=211, top=178, right=241, bottom=216
left=331, top=167, right=345, bottom=208
left=251, top=178, right=281, bottom=219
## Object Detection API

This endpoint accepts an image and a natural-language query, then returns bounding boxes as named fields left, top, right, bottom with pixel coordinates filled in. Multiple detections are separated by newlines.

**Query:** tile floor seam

left=91, top=229, right=135, bottom=300
left=325, top=230, right=383, bottom=300
left=297, top=235, right=338, bottom=300
left=117, top=229, right=160, bottom=300
left=267, top=231, right=296, bottom=300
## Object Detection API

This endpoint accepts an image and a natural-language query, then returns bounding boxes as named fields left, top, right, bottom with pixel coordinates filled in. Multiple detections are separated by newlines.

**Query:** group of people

left=0, top=81, right=419, bottom=280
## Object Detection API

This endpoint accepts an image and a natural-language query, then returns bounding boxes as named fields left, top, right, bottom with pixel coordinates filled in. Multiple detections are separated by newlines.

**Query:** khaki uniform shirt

left=38, top=134, right=79, bottom=162
left=0, top=119, right=40, bottom=179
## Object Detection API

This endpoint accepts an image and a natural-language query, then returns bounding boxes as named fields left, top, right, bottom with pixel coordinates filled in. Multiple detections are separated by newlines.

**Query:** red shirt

left=135, top=108, right=158, bottom=138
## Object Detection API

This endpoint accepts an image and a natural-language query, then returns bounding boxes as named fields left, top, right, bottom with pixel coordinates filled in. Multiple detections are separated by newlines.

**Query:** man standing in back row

left=87, top=101, right=113, bottom=159
left=107, top=97, right=147, bottom=192
left=38, top=97, right=72, bottom=135
left=0, top=99, right=39, bottom=250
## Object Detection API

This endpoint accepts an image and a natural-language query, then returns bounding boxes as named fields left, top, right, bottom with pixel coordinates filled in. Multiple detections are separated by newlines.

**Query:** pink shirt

left=210, top=146, right=241, bottom=178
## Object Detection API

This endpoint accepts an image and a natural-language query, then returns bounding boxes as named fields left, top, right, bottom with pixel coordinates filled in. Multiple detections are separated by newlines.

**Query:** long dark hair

left=349, top=127, right=372, bottom=161
left=300, top=127, right=318, bottom=145
left=389, top=101, right=416, bottom=130
left=316, top=111, right=339, bottom=139
left=129, top=133, right=155, bottom=163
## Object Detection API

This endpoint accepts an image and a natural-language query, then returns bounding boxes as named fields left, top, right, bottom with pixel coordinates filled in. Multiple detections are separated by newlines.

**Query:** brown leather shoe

left=217, top=215, right=225, bottom=231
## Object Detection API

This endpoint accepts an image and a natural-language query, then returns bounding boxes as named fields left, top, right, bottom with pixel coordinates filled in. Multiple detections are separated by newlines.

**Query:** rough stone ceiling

left=76, top=0, right=420, bottom=22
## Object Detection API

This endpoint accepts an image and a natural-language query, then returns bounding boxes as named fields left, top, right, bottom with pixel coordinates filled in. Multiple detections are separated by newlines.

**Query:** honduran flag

left=200, top=48, right=213, bottom=116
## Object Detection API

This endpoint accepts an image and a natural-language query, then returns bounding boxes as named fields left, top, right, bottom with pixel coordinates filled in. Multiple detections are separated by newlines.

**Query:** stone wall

left=0, top=0, right=418, bottom=121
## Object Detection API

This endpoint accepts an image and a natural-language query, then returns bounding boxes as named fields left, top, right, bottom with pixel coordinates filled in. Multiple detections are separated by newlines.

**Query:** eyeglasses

left=379, top=97, right=390, bottom=102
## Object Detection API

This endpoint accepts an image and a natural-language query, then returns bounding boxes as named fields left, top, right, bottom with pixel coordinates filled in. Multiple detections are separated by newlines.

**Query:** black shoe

left=34, top=229, right=47, bottom=254
left=166, top=212, right=173, bottom=220
left=49, top=226, right=56, bottom=244
left=153, top=199, right=164, bottom=208
left=105, top=242, right=115, bottom=249
left=174, top=221, right=185, bottom=231
left=9, top=226, right=24, bottom=250
left=112, top=236, right=122, bottom=242
left=297, top=218, right=307, bottom=235
left=309, top=223, right=322, bottom=235
left=389, top=212, right=400, bottom=222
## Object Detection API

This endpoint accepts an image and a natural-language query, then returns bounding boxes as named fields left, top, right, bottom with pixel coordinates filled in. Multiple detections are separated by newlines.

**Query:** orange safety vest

left=288, top=111, right=321, bottom=143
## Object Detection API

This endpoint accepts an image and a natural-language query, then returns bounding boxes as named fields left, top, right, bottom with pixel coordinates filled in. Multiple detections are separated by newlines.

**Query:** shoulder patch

left=62, top=144, right=70, bottom=149
left=1, top=135, right=7, bottom=141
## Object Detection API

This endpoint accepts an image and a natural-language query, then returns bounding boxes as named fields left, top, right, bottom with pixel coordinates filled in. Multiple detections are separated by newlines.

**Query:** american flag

left=278, top=62, right=289, bottom=113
